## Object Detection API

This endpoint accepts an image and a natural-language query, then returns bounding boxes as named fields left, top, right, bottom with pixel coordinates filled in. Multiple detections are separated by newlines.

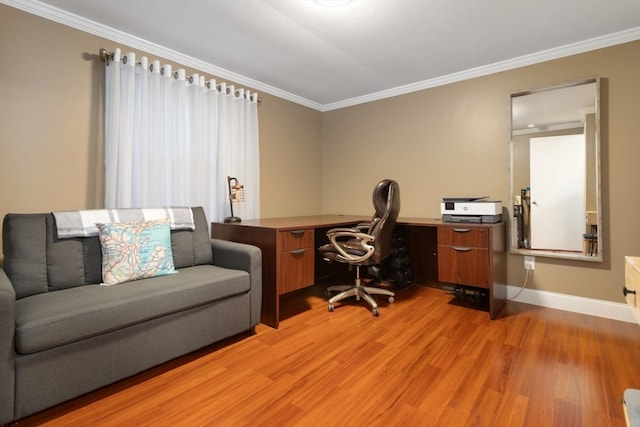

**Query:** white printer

left=441, top=197, right=502, bottom=223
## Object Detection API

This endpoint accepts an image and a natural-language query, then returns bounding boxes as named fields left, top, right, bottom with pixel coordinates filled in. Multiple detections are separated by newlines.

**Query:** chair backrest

left=368, top=179, right=400, bottom=264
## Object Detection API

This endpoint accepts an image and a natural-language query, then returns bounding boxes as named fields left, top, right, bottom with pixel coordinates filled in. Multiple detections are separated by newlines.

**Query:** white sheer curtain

left=104, top=48, right=260, bottom=223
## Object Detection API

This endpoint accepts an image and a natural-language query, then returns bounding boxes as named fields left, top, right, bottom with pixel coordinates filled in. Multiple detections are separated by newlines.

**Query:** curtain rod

left=99, top=48, right=262, bottom=103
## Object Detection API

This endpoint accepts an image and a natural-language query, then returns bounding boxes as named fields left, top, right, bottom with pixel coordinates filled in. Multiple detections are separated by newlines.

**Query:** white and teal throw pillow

left=96, top=217, right=176, bottom=286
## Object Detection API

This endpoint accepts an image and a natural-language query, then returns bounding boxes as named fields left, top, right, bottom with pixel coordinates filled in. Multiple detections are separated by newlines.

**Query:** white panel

left=530, top=134, right=586, bottom=251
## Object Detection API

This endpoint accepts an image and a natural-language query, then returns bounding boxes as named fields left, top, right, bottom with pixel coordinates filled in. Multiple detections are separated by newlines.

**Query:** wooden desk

left=211, top=215, right=506, bottom=328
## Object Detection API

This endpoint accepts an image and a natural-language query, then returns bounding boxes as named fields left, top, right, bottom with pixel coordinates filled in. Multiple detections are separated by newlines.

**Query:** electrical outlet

left=524, top=255, right=535, bottom=270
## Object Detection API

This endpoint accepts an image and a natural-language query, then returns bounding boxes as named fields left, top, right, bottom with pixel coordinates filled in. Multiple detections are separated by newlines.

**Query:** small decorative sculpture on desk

left=224, top=176, right=245, bottom=223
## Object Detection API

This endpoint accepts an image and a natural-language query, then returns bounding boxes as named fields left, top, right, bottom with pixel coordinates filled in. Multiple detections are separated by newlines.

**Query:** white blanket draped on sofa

left=52, top=207, right=195, bottom=238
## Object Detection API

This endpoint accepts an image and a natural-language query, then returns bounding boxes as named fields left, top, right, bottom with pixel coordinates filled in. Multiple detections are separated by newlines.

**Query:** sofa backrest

left=2, top=207, right=213, bottom=299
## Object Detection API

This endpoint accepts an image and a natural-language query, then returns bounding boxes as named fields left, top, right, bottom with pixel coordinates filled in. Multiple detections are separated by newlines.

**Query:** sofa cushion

left=46, top=215, right=103, bottom=291
left=14, top=265, right=249, bottom=355
left=96, top=218, right=176, bottom=286
left=171, top=207, right=213, bottom=268
left=2, top=214, right=48, bottom=299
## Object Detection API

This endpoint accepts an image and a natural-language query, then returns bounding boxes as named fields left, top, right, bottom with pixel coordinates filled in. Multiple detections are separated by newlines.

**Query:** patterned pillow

left=96, top=217, right=176, bottom=286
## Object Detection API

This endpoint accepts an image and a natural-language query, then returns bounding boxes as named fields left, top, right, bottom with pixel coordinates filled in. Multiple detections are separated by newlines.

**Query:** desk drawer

left=625, top=256, right=640, bottom=325
left=279, top=248, right=314, bottom=294
left=438, top=227, right=489, bottom=248
left=438, top=245, right=489, bottom=288
left=278, top=229, right=314, bottom=251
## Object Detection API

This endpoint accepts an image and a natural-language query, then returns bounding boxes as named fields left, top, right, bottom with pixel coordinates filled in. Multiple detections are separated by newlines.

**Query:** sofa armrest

left=0, top=267, right=16, bottom=424
left=210, top=239, right=262, bottom=327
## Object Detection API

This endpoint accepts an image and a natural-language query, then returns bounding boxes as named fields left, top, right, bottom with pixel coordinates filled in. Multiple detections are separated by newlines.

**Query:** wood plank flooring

left=13, top=284, right=640, bottom=426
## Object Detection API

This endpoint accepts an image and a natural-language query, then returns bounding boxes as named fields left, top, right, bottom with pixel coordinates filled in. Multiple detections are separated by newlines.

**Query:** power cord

left=509, top=267, right=532, bottom=301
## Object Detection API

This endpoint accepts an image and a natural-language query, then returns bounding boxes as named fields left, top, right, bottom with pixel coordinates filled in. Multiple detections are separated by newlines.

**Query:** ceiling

left=8, top=0, right=640, bottom=110
left=512, top=80, right=597, bottom=132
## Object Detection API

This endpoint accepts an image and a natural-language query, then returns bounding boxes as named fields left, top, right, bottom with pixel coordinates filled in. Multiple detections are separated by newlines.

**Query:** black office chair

left=318, top=179, right=400, bottom=316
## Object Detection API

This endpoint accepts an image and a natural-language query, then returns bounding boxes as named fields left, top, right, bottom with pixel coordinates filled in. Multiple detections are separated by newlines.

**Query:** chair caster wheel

left=372, top=308, right=379, bottom=317
left=328, top=303, right=334, bottom=312
left=388, top=296, right=395, bottom=303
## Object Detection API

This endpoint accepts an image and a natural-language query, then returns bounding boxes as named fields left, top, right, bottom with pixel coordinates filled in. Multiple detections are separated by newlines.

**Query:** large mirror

left=509, top=77, right=602, bottom=262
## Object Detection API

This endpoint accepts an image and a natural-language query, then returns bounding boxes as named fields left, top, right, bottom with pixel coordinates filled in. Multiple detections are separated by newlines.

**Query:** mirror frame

left=508, top=77, right=602, bottom=262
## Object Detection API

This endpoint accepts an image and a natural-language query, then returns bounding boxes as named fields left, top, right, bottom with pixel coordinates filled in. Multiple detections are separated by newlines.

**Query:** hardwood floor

left=13, top=284, right=640, bottom=426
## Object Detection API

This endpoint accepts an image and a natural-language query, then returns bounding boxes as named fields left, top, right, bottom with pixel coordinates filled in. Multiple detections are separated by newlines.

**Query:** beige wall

left=258, top=94, right=323, bottom=217
left=0, top=5, right=105, bottom=214
left=322, top=41, right=640, bottom=303
left=2, top=4, right=639, bottom=305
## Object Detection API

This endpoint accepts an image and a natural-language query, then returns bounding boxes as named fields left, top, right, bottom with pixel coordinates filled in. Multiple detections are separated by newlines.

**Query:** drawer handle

left=452, top=246, right=472, bottom=252
left=452, top=228, right=472, bottom=233
left=624, top=286, right=637, bottom=306
left=290, top=230, right=305, bottom=236
left=290, top=249, right=306, bottom=255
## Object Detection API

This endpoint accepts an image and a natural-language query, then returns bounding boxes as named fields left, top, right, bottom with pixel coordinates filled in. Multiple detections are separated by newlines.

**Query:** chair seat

left=318, top=240, right=375, bottom=265
left=319, top=239, right=367, bottom=255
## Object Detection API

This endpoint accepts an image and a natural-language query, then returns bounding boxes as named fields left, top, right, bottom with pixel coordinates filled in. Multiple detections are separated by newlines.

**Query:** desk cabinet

left=278, top=229, right=314, bottom=294
left=438, top=227, right=490, bottom=287
left=211, top=215, right=365, bottom=328
left=436, top=223, right=505, bottom=319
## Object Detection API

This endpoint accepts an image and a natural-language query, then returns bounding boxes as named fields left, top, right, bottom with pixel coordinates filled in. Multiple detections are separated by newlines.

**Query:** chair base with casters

left=326, top=264, right=395, bottom=317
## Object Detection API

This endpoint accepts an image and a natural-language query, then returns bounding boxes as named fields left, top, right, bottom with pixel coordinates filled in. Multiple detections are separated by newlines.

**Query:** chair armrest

left=326, top=229, right=375, bottom=264
left=0, top=268, right=16, bottom=424
left=326, top=227, right=360, bottom=235
left=210, top=239, right=262, bottom=327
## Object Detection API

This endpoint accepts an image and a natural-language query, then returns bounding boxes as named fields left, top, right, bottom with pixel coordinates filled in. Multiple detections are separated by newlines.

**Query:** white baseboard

left=505, top=285, right=636, bottom=323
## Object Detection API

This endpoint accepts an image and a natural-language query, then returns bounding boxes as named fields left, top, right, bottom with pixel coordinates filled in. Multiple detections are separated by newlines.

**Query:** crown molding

left=322, top=26, right=640, bottom=111
left=3, top=0, right=638, bottom=112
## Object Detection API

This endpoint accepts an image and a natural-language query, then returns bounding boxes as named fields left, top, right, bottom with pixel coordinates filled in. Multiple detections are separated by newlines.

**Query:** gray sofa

left=0, top=206, right=261, bottom=423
